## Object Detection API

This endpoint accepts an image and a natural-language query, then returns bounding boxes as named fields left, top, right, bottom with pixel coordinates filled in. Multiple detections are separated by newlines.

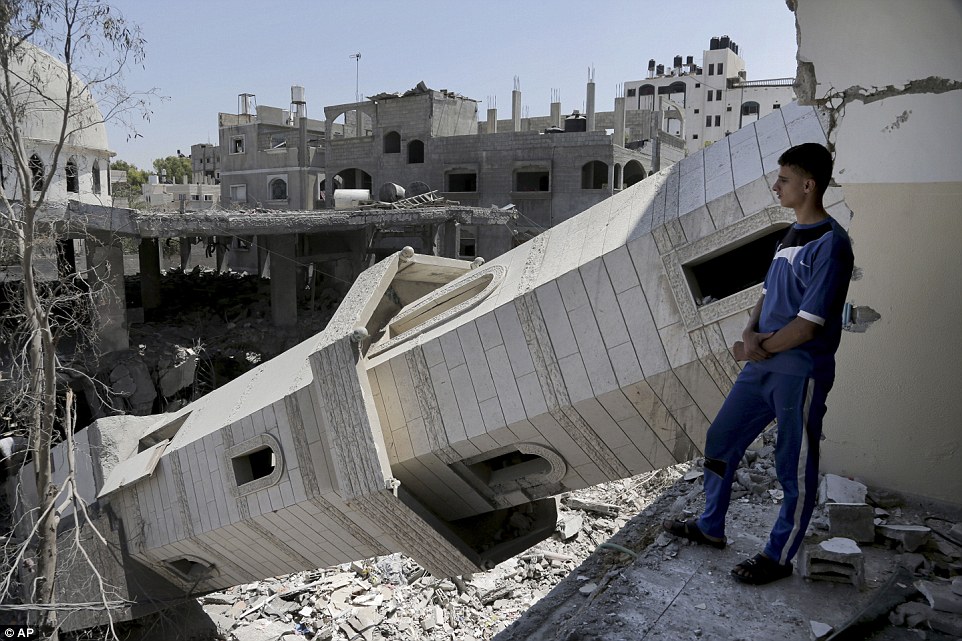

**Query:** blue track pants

left=697, top=363, right=833, bottom=565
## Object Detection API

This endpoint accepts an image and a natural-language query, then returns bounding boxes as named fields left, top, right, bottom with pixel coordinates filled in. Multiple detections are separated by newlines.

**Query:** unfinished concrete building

left=17, top=102, right=854, bottom=631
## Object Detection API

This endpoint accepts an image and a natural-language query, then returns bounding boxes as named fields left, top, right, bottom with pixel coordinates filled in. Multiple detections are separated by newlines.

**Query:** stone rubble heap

left=192, top=427, right=961, bottom=641
left=197, top=467, right=686, bottom=641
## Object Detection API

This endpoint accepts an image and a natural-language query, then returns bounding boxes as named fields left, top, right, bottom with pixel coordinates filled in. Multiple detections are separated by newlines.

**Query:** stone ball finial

left=351, top=327, right=370, bottom=343
left=471, top=257, right=485, bottom=269
left=400, top=246, right=415, bottom=261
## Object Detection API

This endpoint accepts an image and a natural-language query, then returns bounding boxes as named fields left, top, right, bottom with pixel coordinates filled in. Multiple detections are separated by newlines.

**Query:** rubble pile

left=195, top=467, right=688, bottom=641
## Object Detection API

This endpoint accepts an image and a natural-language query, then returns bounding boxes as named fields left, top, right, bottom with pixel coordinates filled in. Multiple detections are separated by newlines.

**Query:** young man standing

left=663, top=142, right=854, bottom=584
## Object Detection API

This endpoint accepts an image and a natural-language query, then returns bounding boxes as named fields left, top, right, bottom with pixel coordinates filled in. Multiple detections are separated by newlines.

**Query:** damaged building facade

left=17, top=101, right=855, bottom=630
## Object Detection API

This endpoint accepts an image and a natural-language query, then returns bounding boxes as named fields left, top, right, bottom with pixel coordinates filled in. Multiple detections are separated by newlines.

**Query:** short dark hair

left=778, top=143, right=833, bottom=194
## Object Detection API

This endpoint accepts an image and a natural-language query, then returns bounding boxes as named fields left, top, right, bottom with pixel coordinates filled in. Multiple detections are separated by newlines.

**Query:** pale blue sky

left=104, top=0, right=799, bottom=169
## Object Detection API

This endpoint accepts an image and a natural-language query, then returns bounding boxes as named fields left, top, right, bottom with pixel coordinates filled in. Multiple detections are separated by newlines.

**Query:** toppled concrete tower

left=15, top=104, right=850, bottom=626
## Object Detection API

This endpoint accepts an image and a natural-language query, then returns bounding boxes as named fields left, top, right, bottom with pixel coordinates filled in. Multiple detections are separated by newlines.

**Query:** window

left=447, top=172, right=477, bottom=192
left=270, top=134, right=286, bottom=149
left=191, top=194, right=200, bottom=200
left=268, top=177, right=287, bottom=200
left=692, top=134, right=699, bottom=140
left=515, top=169, right=549, bottom=192
left=230, top=184, right=247, bottom=203
left=232, top=447, right=275, bottom=485
left=717, top=63, right=724, bottom=75
left=580, top=161, right=608, bottom=190
left=458, top=225, right=477, bottom=259
left=727, top=106, right=732, bottom=112
left=65, top=157, right=79, bottom=193
left=204, top=194, right=213, bottom=201
left=706, top=116, right=713, bottom=127
left=742, top=102, right=760, bottom=116
left=685, top=227, right=789, bottom=301
left=695, top=82, right=701, bottom=88
left=383, top=130, right=401, bottom=154
left=694, top=108, right=699, bottom=114
left=29, top=153, right=44, bottom=190
left=716, top=90, right=722, bottom=101
left=626, top=88, right=636, bottom=97
left=230, top=135, right=245, bottom=154
left=407, top=139, right=424, bottom=164
left=623, top=160, right=645, bottom=187
left=773, top=103, right=781, bottom=110
left=707, top=92, right=713, bottom=102
left=92, top=160, right=101, bottom=194
left=708, top=64, right=715, bottom=75
left=714, top=115, right=721, bottom=127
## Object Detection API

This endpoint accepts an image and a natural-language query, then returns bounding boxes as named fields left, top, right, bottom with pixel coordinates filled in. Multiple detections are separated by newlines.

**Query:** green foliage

left=152, top=155, right=192, bottom=184
left=110, top=159, right=147, bottom=188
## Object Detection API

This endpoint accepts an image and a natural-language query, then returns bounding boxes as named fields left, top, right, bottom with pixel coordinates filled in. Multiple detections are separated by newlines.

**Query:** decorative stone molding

left=225, top=433, right=285, bottom=498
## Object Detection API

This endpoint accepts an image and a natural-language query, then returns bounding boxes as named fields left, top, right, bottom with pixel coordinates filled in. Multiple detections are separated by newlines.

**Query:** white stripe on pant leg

left=780, top=377, right=815, bottom=566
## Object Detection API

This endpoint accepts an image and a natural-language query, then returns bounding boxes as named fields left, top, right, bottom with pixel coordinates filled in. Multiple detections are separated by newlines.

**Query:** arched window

left=637, top=84, right=655, bottom=110
left=580, top=161, right=609, bottom=189
left=29, top=153, right=44, bottom=191
left=661, top=81, right=687, bottom=108
left=335, top=168, right=372, bottom=191
left=623, top=160, right=645, bottom=188
left=91, top=159, right=101, bottom=194
left=407, top=139, right=424, bottom=164
left=65, top=157, right=79, bottom=193
left=740, top=101, right=761, bottom=127
left=383, top=131, right=400, bottom=154
left=269, top=177, right=288, bottom=200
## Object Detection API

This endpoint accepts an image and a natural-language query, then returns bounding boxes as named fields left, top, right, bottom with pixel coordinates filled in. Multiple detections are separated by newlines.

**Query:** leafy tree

left=0, top=1, right=149, bottom=637
left=151, top=154, right=191, bottom=184
left=110, top=159, right=147, bottom=188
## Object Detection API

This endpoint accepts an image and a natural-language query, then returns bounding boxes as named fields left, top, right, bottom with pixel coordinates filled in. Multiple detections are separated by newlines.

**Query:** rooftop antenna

left=350, top=52, right=362, bottom=102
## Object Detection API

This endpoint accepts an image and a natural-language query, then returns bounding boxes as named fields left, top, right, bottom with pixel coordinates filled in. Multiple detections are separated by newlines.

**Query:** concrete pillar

left=138, top=238, right=162, bottom=317
left=268, top=234, right=297, bottom=326
left=550, top=101, right=561, bottom=128
left=486, top=108, right=497, bottom=134
left=85, top=231, right=128, bottom=352
left=586, top=80, right=596, bottom=132
left=179, top=237, right=192, bottom=270
left=614, top=96, right=626, bottom=148
left=511, top=90, right=521, bottom=132
left=215, top=237, right=228, bottom=273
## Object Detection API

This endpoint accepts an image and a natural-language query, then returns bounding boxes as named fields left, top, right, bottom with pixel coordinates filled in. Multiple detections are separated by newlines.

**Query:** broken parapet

left=14, top=103, right=847, bottom=629
left=801, top=537, right=865, bottom=588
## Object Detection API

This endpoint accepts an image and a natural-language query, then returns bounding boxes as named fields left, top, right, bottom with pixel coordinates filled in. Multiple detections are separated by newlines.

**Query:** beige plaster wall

left=824, top=183, right=962, bottom=504
left=795, top=0, right=962, bottom=505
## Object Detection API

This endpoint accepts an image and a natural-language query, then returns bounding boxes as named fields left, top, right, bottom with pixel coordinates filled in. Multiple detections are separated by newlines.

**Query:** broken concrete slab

left=802, top=537, right=865, bottom=588
left=876, top=524, right=931, bottom=552
left=818, top=474, right=868, bottom=505
left=917, top=579, right=962, bottom=614
left=826, top=503, right=876, bottom=543
left=564, top=498, right=620, bottom=517
left=809, top=620, right=833, bottom=640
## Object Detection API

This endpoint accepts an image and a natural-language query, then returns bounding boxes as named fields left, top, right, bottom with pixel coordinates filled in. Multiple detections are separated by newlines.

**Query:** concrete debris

left=818, top=474, right=868, bottom=505
left=802, top=537, right=866, bottom=588
left=916, top=579, right=962, bottom=614
left=876, top=524, right=931, bottom=552
left=949, top=522, right=962, bottom=546
left=826, top=502, right=876, bottom=542
left=809, top=619, right=833, bottom=640
left=563, top=497, right=620, bottom=516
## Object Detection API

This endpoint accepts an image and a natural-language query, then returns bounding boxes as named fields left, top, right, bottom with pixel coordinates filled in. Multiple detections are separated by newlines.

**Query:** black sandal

left=731, top=553, right=793, bottom=585
left=662, top=518, right=727, bottom=549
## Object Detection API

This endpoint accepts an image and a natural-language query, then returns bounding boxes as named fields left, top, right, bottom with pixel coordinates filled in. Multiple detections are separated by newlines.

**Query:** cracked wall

left=793, top=0, right=962, bottom=505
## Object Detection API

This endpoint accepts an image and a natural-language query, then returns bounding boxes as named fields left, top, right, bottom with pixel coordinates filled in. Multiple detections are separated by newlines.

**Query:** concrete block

left=826, top=503, right=876, bottom=543
left=801, top=537, right=865, bottom=588
left=917, top=579, right=962, bottom=614
left=876, top=524, right=931, bottom=552
left=556, top=512, right=583, bottom=541
left=809, top=620, right=833, bottom=641
left=818, top=474, right=867, bottom=505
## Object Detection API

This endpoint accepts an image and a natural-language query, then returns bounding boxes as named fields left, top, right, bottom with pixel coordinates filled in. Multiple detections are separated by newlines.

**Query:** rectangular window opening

left=447, top=173, right=477, bottom=192
left=458, top=225, right=477, bottom=259
left=515, top=170, right=549, bottom=192
left=232, top=446, right=276, bottom=486
left=684, top=226, right=788, bottom=302
left=231, top=136, right=245, bottom=154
